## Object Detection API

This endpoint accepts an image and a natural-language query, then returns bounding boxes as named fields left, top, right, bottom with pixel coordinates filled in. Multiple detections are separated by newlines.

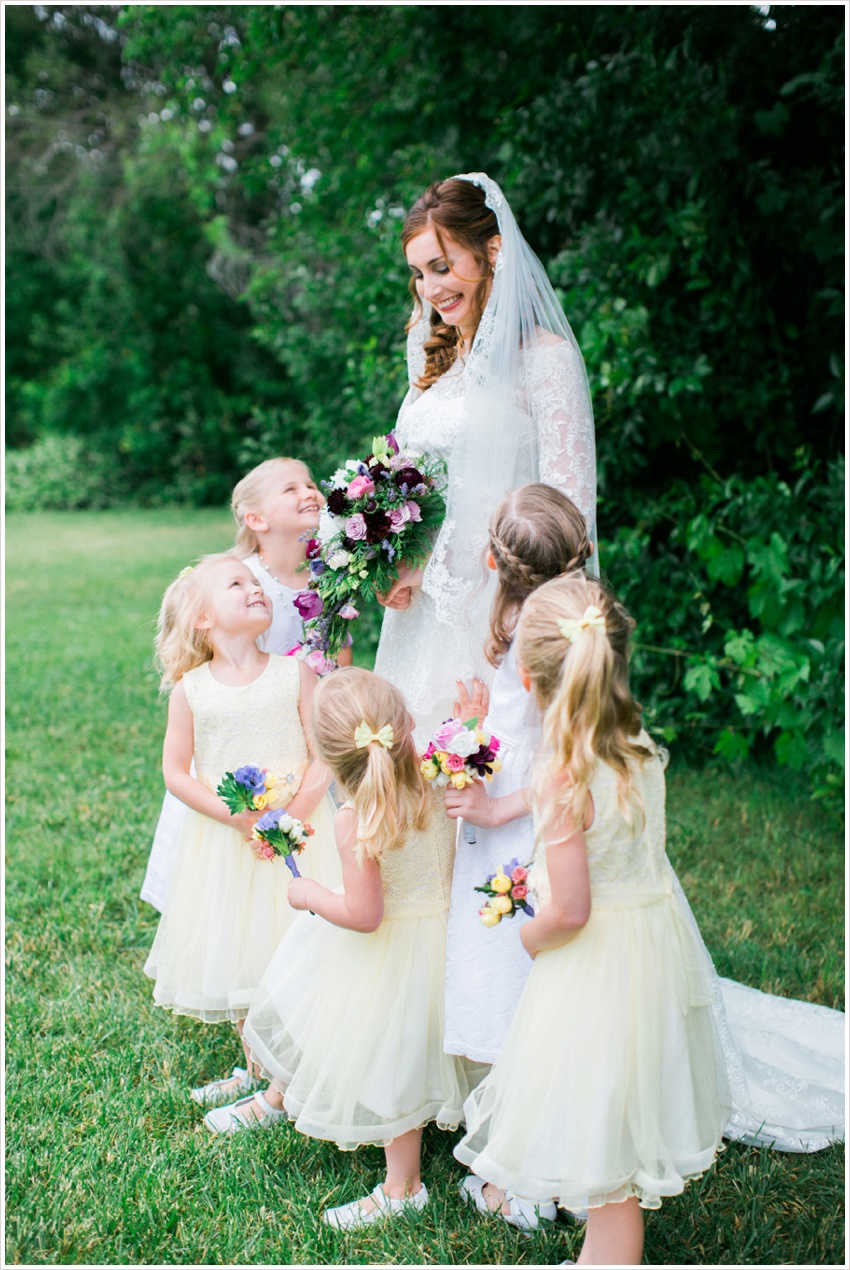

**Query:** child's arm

left=520, top=796, right=592, bottom=959
left=162, top=683, right=261, bottom=839
left=287, top=806, right=383, bottom=933
left=286, top=661, right=334, bottom=821
left=445, top=780, right=529, bottom=830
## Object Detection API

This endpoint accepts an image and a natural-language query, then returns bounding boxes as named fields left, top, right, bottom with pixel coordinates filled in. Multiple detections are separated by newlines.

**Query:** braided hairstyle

left=485, top=484, right=592, bottom=668
left=401, top=179, right=499, bottom=390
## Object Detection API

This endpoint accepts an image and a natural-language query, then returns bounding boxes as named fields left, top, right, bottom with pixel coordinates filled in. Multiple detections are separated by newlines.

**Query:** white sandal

left=189, top=1066, right=254, bottom=1106
left=203, top=1089, right=287, bottom=1134
left=323, top=1182, right=429, bottom=1230
left=459, top=1175, right=557, bottom=1231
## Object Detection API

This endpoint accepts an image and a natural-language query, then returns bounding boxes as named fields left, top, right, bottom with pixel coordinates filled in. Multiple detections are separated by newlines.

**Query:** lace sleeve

left=529, top=340, right=597, bottom=532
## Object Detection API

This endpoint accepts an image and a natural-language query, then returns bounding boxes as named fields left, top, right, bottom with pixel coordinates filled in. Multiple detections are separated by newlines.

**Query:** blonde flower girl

left=143, top=554, right=339, bottom=1110
left=455, top=573, right=731, bottom=1266
left=220, top=668, right=472, bottom=1229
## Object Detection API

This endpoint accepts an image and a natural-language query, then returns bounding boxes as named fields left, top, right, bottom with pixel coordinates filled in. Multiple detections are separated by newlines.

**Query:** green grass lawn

left=5, top=510, right=845, bottom=1267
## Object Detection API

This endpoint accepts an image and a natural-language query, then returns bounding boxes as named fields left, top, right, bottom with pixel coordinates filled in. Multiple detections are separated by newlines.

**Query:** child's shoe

left=459, top=1175, right=557, bottom=1231
left=190, top=1066, right=255, bottom=1106
left=203, top=1089, right=286, bottom=1133
left=323, top=1183, right=429, bottom=1229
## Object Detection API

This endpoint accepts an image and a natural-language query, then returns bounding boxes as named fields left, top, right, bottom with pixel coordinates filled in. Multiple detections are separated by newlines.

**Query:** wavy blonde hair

left=311, top=667, right=431, bottom=864
left=401, top=178, right=498, bottom=390
left=231, top=457, right=313, bottom=556
left=516, top=573, right=653, bottom=834
left=154, top=553, right=237, bottom=691
left=486, top=484, right=591, bottom=667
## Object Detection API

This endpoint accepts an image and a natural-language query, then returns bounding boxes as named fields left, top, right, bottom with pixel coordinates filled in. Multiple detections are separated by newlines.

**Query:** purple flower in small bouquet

left=252, top=808, right=315, bottom=878
left=420, top=717, right=502, bottom=845
left=475, top=857, right=535, bottom=927
left=217, top=766, right=283, bottom=814
left=295, top=432, right=446, bottom=660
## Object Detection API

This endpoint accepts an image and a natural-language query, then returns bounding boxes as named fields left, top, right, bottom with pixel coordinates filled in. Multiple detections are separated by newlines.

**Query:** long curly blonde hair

left=311, top=668, right=432, bottom=864
left=486, top=484, right=592, bottom=668
left=154, top=553, right=237, bottom=691
left=516, top=573, right=653, bottom=835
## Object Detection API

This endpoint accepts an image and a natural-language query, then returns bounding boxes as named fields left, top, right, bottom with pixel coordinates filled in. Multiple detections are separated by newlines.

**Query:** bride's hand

left=377, top=564, right=424, bottom=609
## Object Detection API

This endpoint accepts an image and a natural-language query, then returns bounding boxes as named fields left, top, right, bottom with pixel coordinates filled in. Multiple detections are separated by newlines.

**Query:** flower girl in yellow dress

left=224, top=667, right=471, bottom=1229
left=144, top=554, right=338, bottom=1106
left=455, top=573, right=731, bottom=1266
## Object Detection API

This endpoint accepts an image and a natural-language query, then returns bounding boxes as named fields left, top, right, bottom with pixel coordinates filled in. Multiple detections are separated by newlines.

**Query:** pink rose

left=510, top=865, right=528, bottom=883
left=405, top=500, right=422, bottom=523
left=345, top=514, right=367, bottom=541
left=347, top=475, right=375, bottom=499
left=261, top=843, right=275, bottom=860
left=446, top=753, right=467, bottom=773
left=432, top=718, right=464, bottom=749
left=511, top=884, right=528, bottom=899
left=387, top=505, right=410, bottom=533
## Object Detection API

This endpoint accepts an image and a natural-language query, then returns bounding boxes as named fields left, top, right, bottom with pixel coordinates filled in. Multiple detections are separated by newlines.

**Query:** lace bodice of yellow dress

left=345, top=792, right=456, bottom=917
left=529, top=733, right=670, bottom=906
left=184, top=654, right=309, bottom=799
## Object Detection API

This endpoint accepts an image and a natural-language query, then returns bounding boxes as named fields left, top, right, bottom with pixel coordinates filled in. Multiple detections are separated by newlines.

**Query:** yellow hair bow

left=353, top=721, right=394, bottom=750
left=558, top=605, right=606, bottom=643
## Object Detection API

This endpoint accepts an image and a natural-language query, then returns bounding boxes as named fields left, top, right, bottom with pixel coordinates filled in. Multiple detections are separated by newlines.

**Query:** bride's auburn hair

left=402, top=178, right=498, bottom=390
left=516, top=573, right=653, bottom=835
left=486, top=484, right=591, bottom=668
left=154, top=553, right=236, bottom=691
left=310, top=667, right=431, bottom=864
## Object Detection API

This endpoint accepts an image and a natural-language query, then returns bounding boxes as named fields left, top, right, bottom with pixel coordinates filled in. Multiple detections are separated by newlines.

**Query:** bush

left=5, top=433, right=131, bottom=511
left=602, top=451, right=844, bottom=806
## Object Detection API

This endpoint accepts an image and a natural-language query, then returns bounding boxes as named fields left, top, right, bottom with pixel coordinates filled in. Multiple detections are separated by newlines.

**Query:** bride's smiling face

left=405, top=227, right=500, bottom=335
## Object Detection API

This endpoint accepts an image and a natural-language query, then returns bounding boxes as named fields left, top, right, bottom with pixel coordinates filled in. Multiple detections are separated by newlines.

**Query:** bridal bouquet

left=252, top=809, right=315, bottom=878
left=293, top=432, right=446, bottom=660
left=216, top=765, right=293, bottom=814
left=476, top=859, right=535, bottom=927
left=420, top=717, right=502, bottom=844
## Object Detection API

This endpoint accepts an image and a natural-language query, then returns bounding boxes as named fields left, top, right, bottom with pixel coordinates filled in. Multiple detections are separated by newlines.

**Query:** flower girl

left=455, top=573, right=730, bottom=1266
left=140, top=455, right=349, bottom=913
left=227, top=668, right=470, bottom=1228
left=143, top=554, right=338, bottom=1104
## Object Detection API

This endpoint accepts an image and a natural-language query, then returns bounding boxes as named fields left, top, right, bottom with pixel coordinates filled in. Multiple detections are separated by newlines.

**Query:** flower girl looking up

left=455, top=573, right=730, bottom=1266
left=232, top=456, right=352, bottom=666
left=221, top=668, right=470, bottom=1229
left=140, top=456, right=349, bottom=914
left=144, top=554, right=338, bottom=1106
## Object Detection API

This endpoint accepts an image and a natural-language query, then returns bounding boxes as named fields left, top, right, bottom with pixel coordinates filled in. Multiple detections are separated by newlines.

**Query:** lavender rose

left=345, top=514, right=368, bottom=541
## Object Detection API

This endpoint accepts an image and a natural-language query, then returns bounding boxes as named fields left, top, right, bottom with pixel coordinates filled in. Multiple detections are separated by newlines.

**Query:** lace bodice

left=182, top=654, right=309, bottom=796
left=373, top=794, right=456, bottom=917
left=530, top=738, right=670, bottom=906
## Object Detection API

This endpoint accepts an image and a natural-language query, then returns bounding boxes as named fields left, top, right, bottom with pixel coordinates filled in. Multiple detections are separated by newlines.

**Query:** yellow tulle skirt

left=244, top=901, right=475, bottom=1149
left=454, top=891, right=731, bottom=1211
left=144, top=792, right=339, bottom=1023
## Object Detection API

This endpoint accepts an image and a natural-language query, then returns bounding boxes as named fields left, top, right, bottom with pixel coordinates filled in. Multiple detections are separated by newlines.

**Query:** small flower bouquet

left=216, top=765, right=297, bottom=814
left=476, top=858, right=535, bottom=927
left=420, top=717, right=501, bottom=844
left=252, top=809, right=315, bottom=878
left=294, top=433, right=446, bottom=660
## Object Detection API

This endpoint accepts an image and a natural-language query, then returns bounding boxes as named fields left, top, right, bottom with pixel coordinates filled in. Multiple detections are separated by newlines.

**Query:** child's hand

left=453, top=677, right=489, bottom=725
left=229, top=808, right=263, bottom=840
left=445, top=778, right=497, bottom=829
left=287, top=877, right=317, bottom=912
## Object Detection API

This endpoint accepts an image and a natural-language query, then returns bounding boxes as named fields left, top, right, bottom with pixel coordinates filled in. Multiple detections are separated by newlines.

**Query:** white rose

left=279, top=814, right=293, bottom=834
left=450, top=729, right=481, bottom=759
left=327, top=549, right=352, bottom=570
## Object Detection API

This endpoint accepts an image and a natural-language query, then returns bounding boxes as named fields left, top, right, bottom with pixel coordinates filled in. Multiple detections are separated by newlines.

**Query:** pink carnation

left=510, top=865, right=528, bottom=883
left=347, top=475, right=375, bottom=499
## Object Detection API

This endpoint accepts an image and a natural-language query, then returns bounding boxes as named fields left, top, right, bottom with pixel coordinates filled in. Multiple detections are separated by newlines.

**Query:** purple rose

left=345, top=514, right=368, bottom=541
left=404, top=500, right=422, bottom=523
left=293, top=589, right=325, bottom=620
left=233, top=765, right=265, bottom=793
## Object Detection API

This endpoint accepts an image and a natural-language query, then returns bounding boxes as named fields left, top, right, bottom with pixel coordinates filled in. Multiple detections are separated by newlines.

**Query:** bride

left=374, top=171, right=843, bottom=1158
